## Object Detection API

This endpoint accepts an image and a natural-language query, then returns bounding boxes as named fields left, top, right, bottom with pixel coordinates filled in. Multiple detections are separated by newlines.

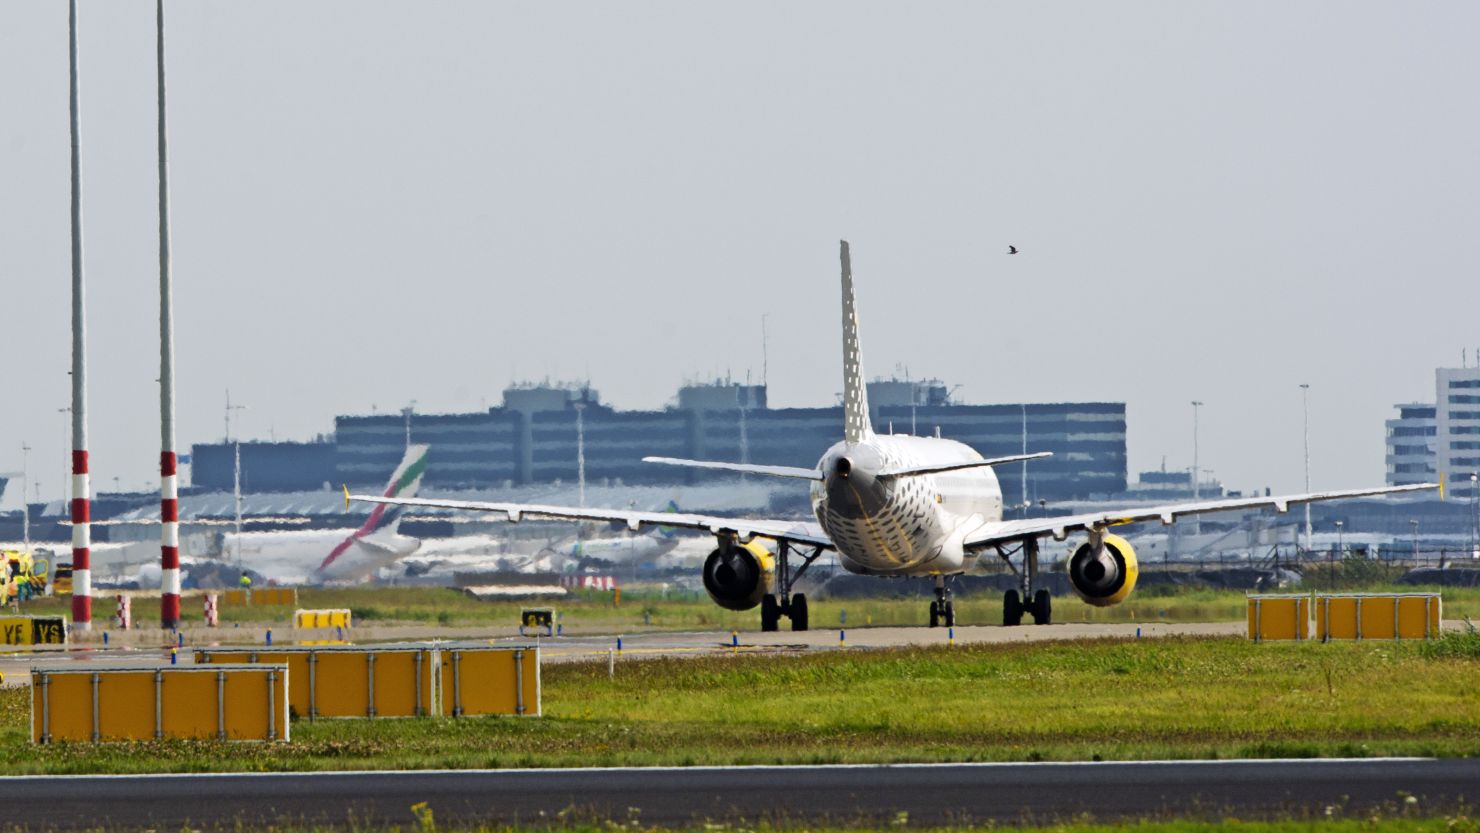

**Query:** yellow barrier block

left=32, top=664, right=288, bottom=743
left=197, top=645, right=437, bottom=719
left=219, top=588, right=300, bottom=607
left=1316, top=593, right=1441, bottom=641
left=257, top=588, right=299, bottom=607
left=441, top=646, right=540, bottom=717
left=1246, top=595, right=1309, bottom=642
left=294, top=609, right=351, bottom=629
left=0, top=616, right=67, bottom=646
left=1397, top=594, right=1441, bottom=638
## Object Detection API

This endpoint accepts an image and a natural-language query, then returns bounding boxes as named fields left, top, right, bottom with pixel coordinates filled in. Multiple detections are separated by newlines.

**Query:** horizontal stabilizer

left=642, top=457, right=824, bottom=481
left=879, top=452, right=1053, bottom=478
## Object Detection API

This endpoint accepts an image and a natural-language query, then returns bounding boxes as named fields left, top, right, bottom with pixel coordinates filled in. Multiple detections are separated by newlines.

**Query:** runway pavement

left=4, top=758, right=1475, bottom=828
left=0, top=621, right=1247, bottom=683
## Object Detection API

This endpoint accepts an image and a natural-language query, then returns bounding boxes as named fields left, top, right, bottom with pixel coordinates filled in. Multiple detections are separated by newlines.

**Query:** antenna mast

left=761, top=314, right=768, bottom=390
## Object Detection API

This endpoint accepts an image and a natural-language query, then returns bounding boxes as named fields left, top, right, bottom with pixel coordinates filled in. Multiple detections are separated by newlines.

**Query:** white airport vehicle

left=353, top=242, right=1438, bottom=630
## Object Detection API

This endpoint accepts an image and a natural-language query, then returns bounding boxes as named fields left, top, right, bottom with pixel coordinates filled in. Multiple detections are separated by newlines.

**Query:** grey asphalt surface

left=7, top=758, right=1476, bottom=829
left=2, top=622, right=1249, bottom=683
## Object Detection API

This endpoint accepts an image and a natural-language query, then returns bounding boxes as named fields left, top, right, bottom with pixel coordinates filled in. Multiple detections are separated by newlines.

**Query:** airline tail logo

left=318, top=444, right=429, bottom=574
left=656, top=500, right=681, bottom=539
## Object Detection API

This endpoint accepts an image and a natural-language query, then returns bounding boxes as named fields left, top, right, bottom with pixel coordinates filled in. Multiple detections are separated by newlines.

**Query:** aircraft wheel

left=1002, top=590, right=1023, bottom=627
left=1032, top=590, right=1052, bottom=625
left=928, top=600, right=940, bottom=628
left=943, top=600, right=956, bottom=628
left=789, top=594, right=809, bottom=631
left=760, top=594, right=780, bottom=632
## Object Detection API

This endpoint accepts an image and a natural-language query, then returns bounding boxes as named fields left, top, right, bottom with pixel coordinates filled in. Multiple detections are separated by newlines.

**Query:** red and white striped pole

left=66, top=0, right=92, bottom=632
left=156, top=0, right=181, bottom=629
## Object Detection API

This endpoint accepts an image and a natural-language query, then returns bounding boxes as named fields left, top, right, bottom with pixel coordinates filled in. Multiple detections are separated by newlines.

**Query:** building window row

left=1449, top=395, right=1480, bottom=405
left=1391, top=463, right=1434, bottom=474
left=1389, top=426, right=1437, bottom=437
left=1450, top=379, right=1480, bottom=389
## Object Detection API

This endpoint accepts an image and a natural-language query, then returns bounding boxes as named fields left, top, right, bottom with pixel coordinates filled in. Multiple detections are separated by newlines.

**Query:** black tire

left=1003, top=589, right=1023, bottom=627
left=1032, top=590, right=1052, bottom=626
left=760, top=594, right=780, bottom=632
left=929, top=599, right=940, bottom=628
left=789, top=593, right=809, bottom=632
left=944, top=600, right=956, bottom=628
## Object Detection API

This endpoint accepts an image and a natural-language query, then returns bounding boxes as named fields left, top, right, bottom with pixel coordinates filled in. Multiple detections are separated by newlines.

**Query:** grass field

left=17, top=584, right=1472, bottom=632
left=241, top=584, right=1480, bottom=630
left=5, top=631, right=1479, bottom=774
left=162, top=820, right=1480, bottom=833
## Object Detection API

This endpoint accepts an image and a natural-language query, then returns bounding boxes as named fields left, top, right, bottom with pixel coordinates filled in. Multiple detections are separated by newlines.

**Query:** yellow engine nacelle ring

left=701, top=540, right=776, bottom=611
left=1067, top=533, right=1139, bottom=607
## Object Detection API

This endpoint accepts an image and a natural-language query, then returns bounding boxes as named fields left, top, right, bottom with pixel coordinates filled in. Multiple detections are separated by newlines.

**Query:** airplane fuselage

left=225, top=529, right=421, bottom=585
left=811, top=434, right=1003, bottom=576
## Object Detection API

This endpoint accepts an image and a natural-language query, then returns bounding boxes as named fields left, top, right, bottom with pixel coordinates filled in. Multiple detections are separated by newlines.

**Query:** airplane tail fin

left=318, top=444, right=429, bottom=576
left=840, top=240, right=873, bottom=444
left=655, top=500, right=682, bottom=539
left=364, top=444, right=430, bottom=536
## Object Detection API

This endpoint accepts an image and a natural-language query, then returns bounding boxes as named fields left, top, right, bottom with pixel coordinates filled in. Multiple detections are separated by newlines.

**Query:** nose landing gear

left=928, top=575, right=955, bottom=628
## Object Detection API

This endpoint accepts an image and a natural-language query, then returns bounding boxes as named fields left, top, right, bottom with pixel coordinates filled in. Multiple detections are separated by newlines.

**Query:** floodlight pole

left=1300, top=384, right=1312, bottom=552
left=1191, top=401, right=1203, bottom=536
left=157, top=0, right=181, bottom=629
left=67, top=0, right=93, bottom=631
left=20, top=443, right=31, bottom=556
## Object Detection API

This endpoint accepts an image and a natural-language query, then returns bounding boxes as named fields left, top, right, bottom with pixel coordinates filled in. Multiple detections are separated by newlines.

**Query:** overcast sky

left=3, top=1, right=1478, bottom=504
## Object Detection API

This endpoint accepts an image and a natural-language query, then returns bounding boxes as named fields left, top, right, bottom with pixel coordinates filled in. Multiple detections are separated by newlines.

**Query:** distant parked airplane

left=230, top=445, right=428, bottom=584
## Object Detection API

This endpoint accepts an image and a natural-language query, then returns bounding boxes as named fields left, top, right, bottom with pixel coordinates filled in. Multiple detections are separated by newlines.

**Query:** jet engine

left=702, top=540, right=775, bottom=611
left=1067, top=533, right=1139, bottom=607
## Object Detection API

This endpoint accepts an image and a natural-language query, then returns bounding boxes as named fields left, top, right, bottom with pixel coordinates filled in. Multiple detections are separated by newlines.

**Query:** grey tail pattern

left=840, top=240, right=873, bottom=444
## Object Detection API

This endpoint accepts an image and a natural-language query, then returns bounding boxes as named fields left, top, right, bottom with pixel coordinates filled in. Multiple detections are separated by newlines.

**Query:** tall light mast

left=157, top=0, right=181, bottom=629
left=67, top=0, right=93, bottom=631
left=1300, top=383, right=1312, bottom=551
left=20, top=443, right=31, bottom=556
left=1191, top=401, right=1203, bottom=537
left=233, top=441, right=243, bottom=572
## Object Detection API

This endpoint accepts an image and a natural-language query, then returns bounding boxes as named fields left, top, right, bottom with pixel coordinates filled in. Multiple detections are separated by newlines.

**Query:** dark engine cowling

left=1067, top=533, right=1139, bottom=607
left=702, top=541, right=775, bottom=611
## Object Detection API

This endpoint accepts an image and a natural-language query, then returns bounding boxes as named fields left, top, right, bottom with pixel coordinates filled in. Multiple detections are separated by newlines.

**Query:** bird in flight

left=1007, top=245, right=1019, bottom=255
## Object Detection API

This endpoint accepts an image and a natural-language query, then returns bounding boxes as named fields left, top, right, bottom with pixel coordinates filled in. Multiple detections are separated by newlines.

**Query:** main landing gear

left=928, top=575, right=955, bottom=628
left=758, top=539, right=825, bottom=632
left=998, top=537, right=1052, bottom=626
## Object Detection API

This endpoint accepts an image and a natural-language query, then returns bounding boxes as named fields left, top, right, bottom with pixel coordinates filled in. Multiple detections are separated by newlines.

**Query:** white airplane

left=353, top=242, right=1437, bottom=631
left=231, top=444, right=429, bottom=584
left=388, top=520, right=682, bottom=581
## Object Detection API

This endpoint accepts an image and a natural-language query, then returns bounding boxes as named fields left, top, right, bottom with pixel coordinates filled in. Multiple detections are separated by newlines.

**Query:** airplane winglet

left=1440, top=472, right=1446, bottom=502
left=343, top=484, right=351, bottom=511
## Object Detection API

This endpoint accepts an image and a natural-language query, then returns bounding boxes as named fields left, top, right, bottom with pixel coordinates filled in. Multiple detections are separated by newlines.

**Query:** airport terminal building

left=190, top=380, right=1128, bottom=507
left=1385, top=366, right=1480, bottom=498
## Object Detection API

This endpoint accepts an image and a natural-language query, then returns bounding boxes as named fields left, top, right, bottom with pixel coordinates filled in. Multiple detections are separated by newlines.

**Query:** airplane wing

left=346, top=493, right=834, bottom=549
left=964, top=483, right=1439, bottom=550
